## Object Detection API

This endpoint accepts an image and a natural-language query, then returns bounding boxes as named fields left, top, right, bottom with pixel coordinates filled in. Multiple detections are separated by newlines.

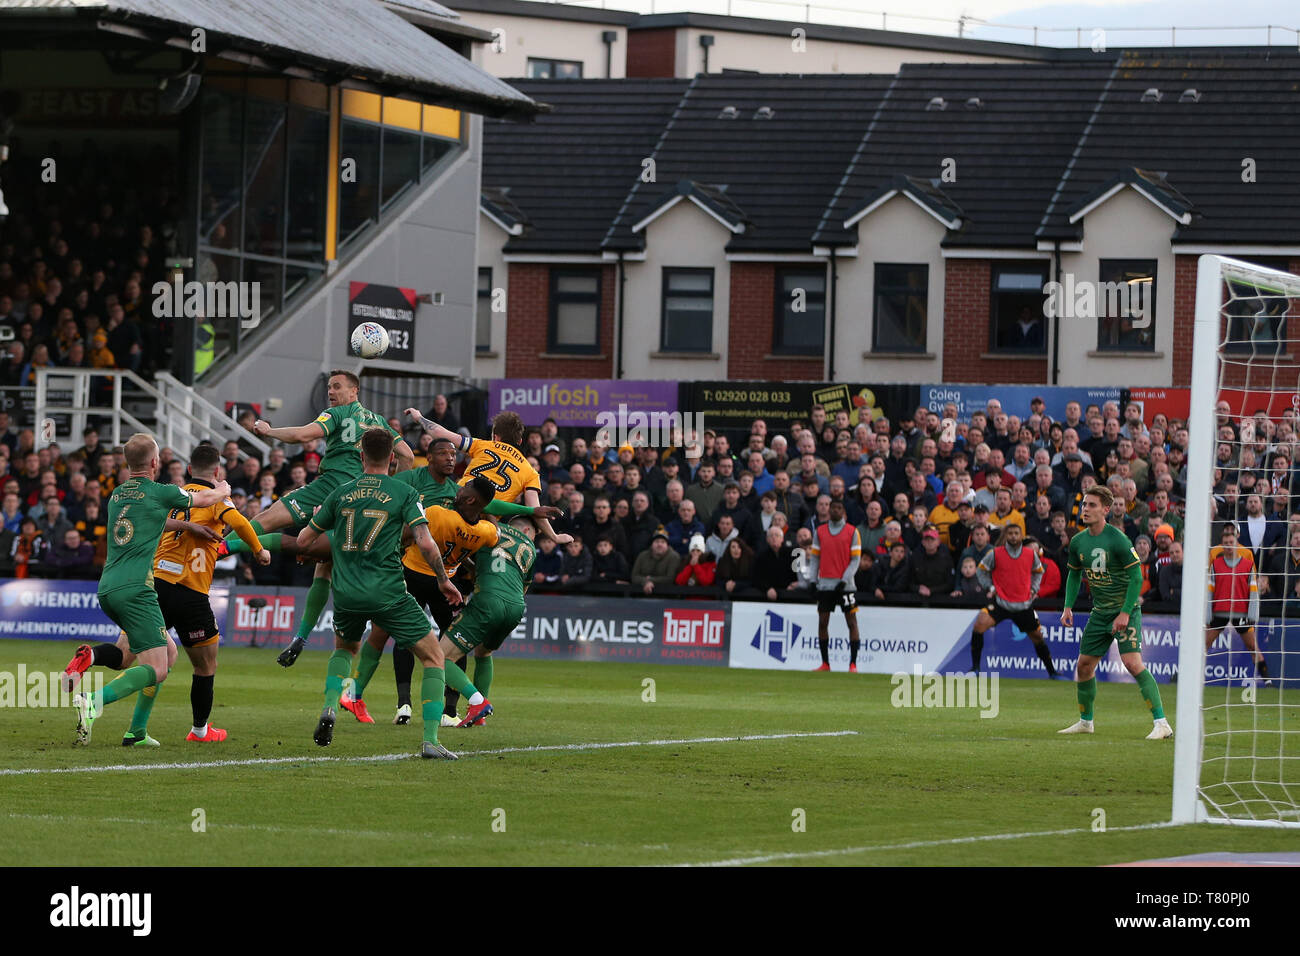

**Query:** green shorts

left=332, top=594, right=432, bottom=649
left=445, top=594, right=525, bottom=655
left=1079, top=608, right=1142, bottom=658
left=99, top=585, right=170, bottom=654
left=280, top=472, right=349, bottom=528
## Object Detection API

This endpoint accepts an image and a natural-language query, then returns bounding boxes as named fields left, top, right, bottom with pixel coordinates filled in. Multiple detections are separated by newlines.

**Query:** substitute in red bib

left=971, top=523, right=1058, bottom=677
left=808, top=498, right=861, bottom=672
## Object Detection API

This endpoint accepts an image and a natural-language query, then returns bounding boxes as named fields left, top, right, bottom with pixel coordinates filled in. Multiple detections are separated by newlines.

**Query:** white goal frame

left=1172, top=254, right=1300, bottom=827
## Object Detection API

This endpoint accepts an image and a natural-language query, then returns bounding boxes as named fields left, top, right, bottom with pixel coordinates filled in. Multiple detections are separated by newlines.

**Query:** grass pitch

left=0, top=638, right=1295, bottom=866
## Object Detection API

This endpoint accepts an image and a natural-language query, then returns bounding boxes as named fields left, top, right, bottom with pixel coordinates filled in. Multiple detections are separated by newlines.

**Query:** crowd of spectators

left=15, top=389, right=1300, bottom=619
left=521, top=396, right=1206, bottom=612
left=0, top=140, right=182, bottom=385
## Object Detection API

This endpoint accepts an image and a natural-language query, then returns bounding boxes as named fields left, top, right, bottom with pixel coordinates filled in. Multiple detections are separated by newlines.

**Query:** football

left=350, top=321, right=390, bottom=358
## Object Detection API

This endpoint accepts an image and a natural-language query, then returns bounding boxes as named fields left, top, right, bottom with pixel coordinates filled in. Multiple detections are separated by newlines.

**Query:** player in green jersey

left=1059, top=485, right=1172, bottom=739
left=295, top=429, right=462, bottom=759
left=74, top=433, right=232, bottom=746
left=442, top=515, right=538, bottom=726
left=219, top=370, right=414, bottom=665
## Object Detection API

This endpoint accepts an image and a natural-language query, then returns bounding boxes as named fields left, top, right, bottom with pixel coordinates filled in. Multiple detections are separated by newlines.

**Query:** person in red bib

left=807, top=499, right=862, bottom=672
left=971, top=523, right=1058, bottom=677
left=1206, top=523, right=1272, bottom=686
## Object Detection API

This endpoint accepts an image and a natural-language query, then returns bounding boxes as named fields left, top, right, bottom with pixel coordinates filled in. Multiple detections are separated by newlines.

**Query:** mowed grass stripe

left=0, top=730, right=859, bottom=776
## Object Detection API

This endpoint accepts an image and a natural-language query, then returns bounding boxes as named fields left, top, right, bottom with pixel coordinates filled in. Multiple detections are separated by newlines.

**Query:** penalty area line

left=0, top=730, right=858, bottom=776
left=670, top=820, right=1184, bottom=867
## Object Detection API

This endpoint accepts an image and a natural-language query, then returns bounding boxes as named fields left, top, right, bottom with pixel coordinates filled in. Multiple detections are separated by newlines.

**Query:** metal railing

left=33, top=368, right=271, bottom=464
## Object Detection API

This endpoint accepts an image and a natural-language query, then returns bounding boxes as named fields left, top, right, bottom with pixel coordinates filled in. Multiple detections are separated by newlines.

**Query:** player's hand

left=254, top=548, right=272, bottom=566
left=834, top=580, right=846, bottom=593
left=535, top=505, right=564, bottom=520
left=551, top=532, right=574, bottom=546
left=1060, top=608, right=1074, bottom=627
left=186, top=523, right=222, bottom=543
left=252, top=420, right=271, bottom=437
left=212, top=480, right=231, bottom=499
left=404, top=407, right=430, bottom=428
left=1111, top=611, right=1130, bottom=633
left=438, top=578, right=462, bottom=606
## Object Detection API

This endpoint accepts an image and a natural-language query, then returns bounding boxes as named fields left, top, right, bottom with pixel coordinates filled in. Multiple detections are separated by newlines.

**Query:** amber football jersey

left=153, top=480, right=237, bottom=593
left=456, top=436, right=540, bottom=503
left=402, top=503, right=499, bottom=579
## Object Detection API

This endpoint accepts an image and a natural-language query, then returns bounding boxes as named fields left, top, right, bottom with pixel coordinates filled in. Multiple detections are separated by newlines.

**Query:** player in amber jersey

left=62, top=444, right=271, bottom=742
left=404, top=407, right=565, bottom=543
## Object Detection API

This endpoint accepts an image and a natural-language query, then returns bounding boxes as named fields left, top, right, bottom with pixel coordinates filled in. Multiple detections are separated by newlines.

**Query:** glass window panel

left=477, top=267, right=492, bottom=352
left=774, top=269, right=825, bottom=354
left=873, top=263, right=927, bottom=351
left=554, top=302, right=597, bottom=346
left=200, top=90, right=242, bottom=250
left=557, top=274, right=598, bottom=294
left=990, top=264, right=1048, bottom=352
left=243, top=98, right=287, bottom=258
left=338, top=119, right=381, bottom=244
left=423, top=135, right=456, bottom=173
left=1097, top=259, right=1156, bottom=351
left=382, top=126, right=422, bottom=209
left=286, top=107, right=328, bottom=263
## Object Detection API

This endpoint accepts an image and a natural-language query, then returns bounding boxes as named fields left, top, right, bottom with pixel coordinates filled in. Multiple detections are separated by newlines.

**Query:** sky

left=555, top=0, right=1300, bottom=46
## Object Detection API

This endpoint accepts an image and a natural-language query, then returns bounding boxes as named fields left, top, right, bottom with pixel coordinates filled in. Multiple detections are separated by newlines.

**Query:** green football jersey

left=309, top=474, right=427, bottom=610
left=476, top=523, right=536, bottom=602
left=1067, top=523, right=1142, bottom=614
left=311, top=401, right=401, bottom=479
left=100, top=477, right=193, bottom=594
left=392, top=467, right=458, bottom=509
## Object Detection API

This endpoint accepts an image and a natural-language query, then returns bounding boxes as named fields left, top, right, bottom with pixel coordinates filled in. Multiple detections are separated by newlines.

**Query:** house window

left=1224, top=256, right=1291, bottom=353
left=476, top=268, right=493, bottom=353
left=661, top=268, right=714, bottom=352
left=548, top=270, right=601, bottom=353
left=1097, top=259, right=1156, bottom=351
left=990, top=263, right=1049, bottom=353
left=873, top=263, right=928, bottom=352
left=774, top=268, right=825, bottom=356
left=527, top=58, right=583, bottom=79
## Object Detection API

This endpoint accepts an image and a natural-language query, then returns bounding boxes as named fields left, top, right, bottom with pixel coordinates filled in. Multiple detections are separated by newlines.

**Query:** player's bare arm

left=412, top=522, right=462, bottom=606
left=524, top=487, right=568, bottom=543
left=404, top=407, right=459, bottom=445
left=189, top=481, right=231, bottom=509
left=392, top=438, right=414, bottom=473
left=165, top=518, right=221, bottom=543
left=253, top=419, right=327, bottom=445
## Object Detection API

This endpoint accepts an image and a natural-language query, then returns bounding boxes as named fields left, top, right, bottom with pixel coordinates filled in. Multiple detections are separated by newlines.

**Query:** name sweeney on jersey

left=339, top=487, right=394, bottom=505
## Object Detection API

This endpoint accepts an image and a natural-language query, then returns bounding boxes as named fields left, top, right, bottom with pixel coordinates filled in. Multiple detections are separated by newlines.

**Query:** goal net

left=1173, top=254, right=1300, bottom=827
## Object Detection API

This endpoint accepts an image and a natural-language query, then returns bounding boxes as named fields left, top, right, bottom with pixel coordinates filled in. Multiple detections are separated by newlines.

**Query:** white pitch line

left=0, top=730, right=857, bottom=777
left=671, top=820, right=1184, bottom=867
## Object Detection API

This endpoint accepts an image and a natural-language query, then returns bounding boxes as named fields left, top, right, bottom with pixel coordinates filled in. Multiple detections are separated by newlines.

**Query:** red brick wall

left=1171, top=254, right=1197, bottom=387
left=727, top=262, right=824, bottom=380
left=504, top=263, right=615, bottom=378
left=627, top=28, right=677, bottom=78
left=941, top=259, right=1047, bottom=384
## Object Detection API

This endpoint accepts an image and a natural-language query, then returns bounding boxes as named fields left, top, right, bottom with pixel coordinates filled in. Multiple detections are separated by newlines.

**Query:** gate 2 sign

left=347, top=282, right=417, bottom=362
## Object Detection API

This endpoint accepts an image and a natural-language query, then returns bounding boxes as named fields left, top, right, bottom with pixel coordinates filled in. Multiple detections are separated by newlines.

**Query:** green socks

left=473, top=655, right=494, bottom=698
left=442, top=657, right=479, bottom=699
left=323, top=650, right=351, bottom=710
left=223, top=530, right=284, bottom=555
left=421, top=666, right=446, bottom=744
left=1135, top=668, right=1166, bottom=720
left=296, top=577, right=331, bottom=640
left=1076, top=676, right=1097, bottom=721
left=352, top=642, right=382, bottom=700
left=128, top=680, right=163, bottom=736
left=97, top=664, right=158, bottom=709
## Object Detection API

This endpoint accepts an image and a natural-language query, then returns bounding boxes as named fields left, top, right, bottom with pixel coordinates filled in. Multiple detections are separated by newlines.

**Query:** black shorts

left=817, top=588, right=858, bottom=615
left=987, top=603, right=1040, bottom=634
left=1209, top=614, right=1253, bottom=631
left=154, top=579, right=220, bottom=648
left=403, top=565, right=460, bottom=632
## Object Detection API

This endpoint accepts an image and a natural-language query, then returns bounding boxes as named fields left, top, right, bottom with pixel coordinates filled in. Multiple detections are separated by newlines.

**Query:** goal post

left=1172, top=254, right=1300, bottom=827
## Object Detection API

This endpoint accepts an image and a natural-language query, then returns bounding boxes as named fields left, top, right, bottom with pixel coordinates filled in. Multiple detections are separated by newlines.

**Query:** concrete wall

left=456, top=13, right=627, bottom=78
left=473, top=214, right=511, bottom=379
left=200, top=115, right=482, bottom=426
left=1057, top=188, right=1177, bottom=387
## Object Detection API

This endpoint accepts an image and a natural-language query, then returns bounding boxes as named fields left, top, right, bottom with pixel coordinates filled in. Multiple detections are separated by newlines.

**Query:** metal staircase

left=34, top=368, right=271, bottom=463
